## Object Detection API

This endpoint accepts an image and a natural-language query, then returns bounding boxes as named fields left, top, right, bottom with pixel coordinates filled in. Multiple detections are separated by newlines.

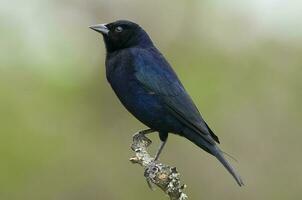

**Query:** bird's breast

left=105, top=49, right=183, bottom=133
left=106, top=65, right=174, bottom=131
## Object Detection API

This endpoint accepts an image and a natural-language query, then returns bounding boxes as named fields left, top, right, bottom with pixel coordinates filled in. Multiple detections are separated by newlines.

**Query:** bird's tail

left=212, top=145, right=244, bottom=186
left=183, top=129, right=244, bottom=186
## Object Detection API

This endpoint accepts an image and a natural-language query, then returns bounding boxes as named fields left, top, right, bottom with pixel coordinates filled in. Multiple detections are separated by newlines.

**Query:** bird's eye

left=115, top=26, right=123, bottom=33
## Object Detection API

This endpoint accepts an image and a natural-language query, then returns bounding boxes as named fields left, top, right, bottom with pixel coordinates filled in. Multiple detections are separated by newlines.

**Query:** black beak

left=89, top=24, right=109, bottom=35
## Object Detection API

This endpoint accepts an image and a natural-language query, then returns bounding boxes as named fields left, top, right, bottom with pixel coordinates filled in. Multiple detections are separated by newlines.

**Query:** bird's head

left=90, top=20, right=153, bottom=53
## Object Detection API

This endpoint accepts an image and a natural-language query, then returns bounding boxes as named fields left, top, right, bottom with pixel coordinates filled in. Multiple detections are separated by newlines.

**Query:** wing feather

left=133, top=48, right=219, bottom=144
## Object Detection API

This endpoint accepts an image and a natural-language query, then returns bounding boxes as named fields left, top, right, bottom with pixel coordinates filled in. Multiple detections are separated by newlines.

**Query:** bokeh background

left=1, top=0, right=302, bottom=199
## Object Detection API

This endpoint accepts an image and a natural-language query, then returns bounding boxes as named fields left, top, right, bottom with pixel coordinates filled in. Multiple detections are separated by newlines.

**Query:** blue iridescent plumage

left=90, top=20, right=243, bottom=186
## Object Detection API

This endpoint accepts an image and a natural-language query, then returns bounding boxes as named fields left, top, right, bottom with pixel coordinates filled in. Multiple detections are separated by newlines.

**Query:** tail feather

left=212, top=146, right=244, bottom=186
left=183, top=129, right=244, bottom=186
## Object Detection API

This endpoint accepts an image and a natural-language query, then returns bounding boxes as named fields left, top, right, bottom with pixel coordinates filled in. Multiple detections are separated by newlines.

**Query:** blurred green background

left=1, top=0, right=302, bottom=199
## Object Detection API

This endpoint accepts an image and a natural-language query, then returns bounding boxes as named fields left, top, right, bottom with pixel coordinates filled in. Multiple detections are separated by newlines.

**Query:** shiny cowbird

left=90, top=20, right=243, bottom=186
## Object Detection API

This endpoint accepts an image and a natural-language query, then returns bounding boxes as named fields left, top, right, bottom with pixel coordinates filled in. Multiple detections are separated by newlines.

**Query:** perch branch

left=129, top=132, right=188, bottom=200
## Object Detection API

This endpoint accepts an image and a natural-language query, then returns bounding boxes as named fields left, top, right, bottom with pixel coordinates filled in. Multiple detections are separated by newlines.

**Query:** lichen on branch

left=130, top=132, right=188, bottom=200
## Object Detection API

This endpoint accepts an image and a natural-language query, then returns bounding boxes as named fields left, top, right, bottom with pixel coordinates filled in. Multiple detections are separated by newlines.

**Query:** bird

left=90, top=20, right=244, bottom=186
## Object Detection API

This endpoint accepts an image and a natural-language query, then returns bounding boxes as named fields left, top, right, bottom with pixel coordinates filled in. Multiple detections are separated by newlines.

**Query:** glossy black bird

left=90, top=20, right=243, bottom=186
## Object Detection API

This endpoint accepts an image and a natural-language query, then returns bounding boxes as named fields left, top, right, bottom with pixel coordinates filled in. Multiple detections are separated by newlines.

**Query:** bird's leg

left=154, top=139, right=167, bottom=161
left=136, top=130, right=167, bottom=161
left=154, top=132, right=168, bottom=161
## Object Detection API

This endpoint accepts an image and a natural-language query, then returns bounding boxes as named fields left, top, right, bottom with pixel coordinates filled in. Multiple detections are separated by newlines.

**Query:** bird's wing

left=133, top=48, right=219, bottom=144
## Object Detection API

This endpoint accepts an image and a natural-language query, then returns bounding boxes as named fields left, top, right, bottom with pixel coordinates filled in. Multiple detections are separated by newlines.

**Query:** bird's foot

left=132, top=129, right=155, bottom=138
left=140, top=129, right=155, bottom=135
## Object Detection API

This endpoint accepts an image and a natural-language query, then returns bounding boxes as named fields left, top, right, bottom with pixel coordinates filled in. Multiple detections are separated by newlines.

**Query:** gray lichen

left=130, top=132, right=188, bottom=200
